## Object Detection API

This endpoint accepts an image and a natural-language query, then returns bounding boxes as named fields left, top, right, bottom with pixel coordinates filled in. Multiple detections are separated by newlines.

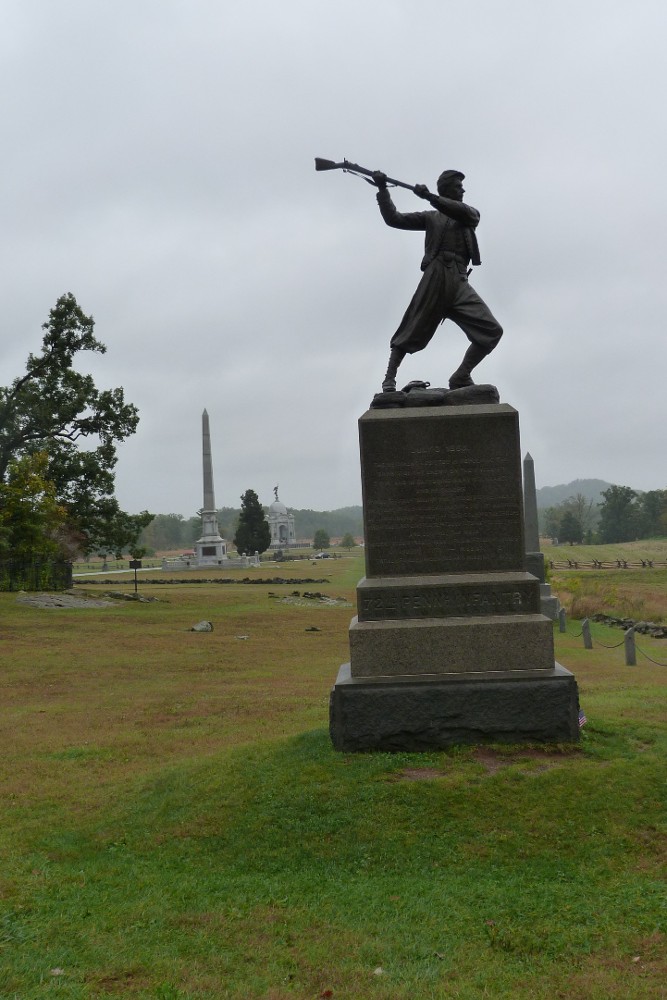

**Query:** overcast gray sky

left=3, top=0, right=666, bottom=517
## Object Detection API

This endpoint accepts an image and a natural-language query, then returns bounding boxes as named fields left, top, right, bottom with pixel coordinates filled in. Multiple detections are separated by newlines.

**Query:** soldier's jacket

left=376, top=188, right=481, bottom=269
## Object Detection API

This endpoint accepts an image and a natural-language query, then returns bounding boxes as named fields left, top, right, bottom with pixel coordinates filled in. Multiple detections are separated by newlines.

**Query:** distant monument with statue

left=268, top=486, right=297, bottom=549
left=319, top=156, right=580, bottom=749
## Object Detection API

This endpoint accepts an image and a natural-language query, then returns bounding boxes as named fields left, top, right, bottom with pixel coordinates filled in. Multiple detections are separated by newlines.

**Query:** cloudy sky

left=3, top=0, right=666, bottom=517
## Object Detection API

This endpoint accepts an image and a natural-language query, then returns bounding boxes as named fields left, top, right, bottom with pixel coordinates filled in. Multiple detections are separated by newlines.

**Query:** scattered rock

left=190, top=620, right=213, bottom=632
left=101, top=591, right=159, bottom=603
left=591, top=613, right=667, bottom=638
left=16, top=593, right=114, bottom=609
left=279, top=594, right=352, bottom=608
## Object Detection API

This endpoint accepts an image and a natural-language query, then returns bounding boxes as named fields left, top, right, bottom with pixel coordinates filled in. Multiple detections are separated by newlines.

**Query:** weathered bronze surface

left=372, top=167, right=503, bottom=393
left=315, top=157, right=502, bottom=393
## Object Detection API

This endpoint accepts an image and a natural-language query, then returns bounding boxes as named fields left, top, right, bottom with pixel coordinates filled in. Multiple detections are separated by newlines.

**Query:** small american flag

left=578, top=709, right=587, bottom=728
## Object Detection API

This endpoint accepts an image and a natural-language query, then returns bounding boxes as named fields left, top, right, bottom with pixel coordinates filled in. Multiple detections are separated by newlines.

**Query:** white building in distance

left=267, top=486, right=296, bottom=549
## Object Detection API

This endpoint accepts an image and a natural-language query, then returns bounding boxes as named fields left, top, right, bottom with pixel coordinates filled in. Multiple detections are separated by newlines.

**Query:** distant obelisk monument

left=523, top=452, right=559, bottom=620
left=194, top=409, right=227, bottom=566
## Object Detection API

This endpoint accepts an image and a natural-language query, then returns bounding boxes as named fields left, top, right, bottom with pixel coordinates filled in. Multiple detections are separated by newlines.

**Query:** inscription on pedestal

left=360, top=406, right=525, bottom=577
left=360, top=588, right=524, bottom=617
left=357, top=576, right=541, bottom=623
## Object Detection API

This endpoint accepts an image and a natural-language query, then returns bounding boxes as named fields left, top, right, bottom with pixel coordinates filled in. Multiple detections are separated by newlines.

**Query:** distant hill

left=290, top=506, right=363, bottom=541
left=536, top=479, right=613, bottom=509
left=215, top=505, right=364, bottom=542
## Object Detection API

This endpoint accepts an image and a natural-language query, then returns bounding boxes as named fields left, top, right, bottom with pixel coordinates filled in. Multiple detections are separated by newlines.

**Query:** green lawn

left=1, top=553, right=665, bottom=998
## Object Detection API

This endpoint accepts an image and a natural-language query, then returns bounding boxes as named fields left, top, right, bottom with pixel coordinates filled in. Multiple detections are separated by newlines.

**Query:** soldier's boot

left=449, top=343, right=489, bottom=389
left=381, top=348, right=405, bottom=392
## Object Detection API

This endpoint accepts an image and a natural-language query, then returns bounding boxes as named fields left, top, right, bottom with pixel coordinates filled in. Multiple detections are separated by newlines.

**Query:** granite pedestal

left=329, top=404, right=579, bottom=750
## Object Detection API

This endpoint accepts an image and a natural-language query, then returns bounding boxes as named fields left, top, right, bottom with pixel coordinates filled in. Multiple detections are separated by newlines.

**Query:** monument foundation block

left=329, top=403, right=579, bottom=750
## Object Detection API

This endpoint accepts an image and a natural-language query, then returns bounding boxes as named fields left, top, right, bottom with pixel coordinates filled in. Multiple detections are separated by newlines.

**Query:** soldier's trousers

left=389, top=258, right=503, bottom=356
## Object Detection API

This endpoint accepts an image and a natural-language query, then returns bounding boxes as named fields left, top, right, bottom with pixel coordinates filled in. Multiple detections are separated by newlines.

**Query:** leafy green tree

left=559, top=510, right=583, bottom=545
left=542, top=493, right=598, bottom=542
left=313, top=529, right=330, bottom=550
left=0, top=452, right=66, bottom=558
left=566, top=493, right=598, bottom=535
left=339, top=532, right=356, bottom=549
left=0, top=293, right=147, bottom=556
left=186, top=515, right=202, bottom=545
left=543, top=506, right=563, bottom=541
left=95, top=507, right=154, bottom=560
left=598, top=485, right=639, bottom=543
left=139, top=513, right=188, bottom=552
left=636, top=489, right=667, bottom=538
left=233, top=489, right=270, bottom=554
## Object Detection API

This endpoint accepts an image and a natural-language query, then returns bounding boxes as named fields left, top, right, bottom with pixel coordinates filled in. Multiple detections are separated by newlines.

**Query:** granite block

left=349, top=613, right=555, bottom=677
left=356, top=572, right=540, bottom=621
left=359, top=405, right=526, bottom=577
left=330, top=663, right=580, bottom=750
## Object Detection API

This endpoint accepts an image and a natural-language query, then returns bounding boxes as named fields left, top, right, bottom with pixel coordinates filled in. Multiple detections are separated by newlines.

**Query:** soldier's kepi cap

left=437, top=169, right=465, bottom=192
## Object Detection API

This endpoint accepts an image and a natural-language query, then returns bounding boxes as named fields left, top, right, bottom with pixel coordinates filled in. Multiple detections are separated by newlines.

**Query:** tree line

left=138, top=506, right=363, bottom=553
left=541, top=487, right=667, bottom=545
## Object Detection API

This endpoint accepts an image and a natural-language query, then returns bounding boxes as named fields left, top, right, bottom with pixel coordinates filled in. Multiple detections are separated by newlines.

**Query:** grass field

left=1, top=551, right=666, bottom=999
left=543, top=540, right=667, bottom=623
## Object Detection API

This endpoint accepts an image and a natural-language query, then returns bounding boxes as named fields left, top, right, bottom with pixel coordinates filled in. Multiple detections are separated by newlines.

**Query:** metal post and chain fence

left=559, top=607, right=584, bottom=638
left=558, top=611, right=667, bottom=667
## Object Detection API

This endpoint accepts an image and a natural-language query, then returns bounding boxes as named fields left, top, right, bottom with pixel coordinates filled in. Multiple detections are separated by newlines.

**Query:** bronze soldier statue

left=372, top=169, right=502, bottom=392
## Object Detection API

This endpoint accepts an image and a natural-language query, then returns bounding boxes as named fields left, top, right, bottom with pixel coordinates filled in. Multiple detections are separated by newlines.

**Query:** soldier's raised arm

left=373, top=173, right=430, bottom=232
left=424, top=190, right=480, bottom=227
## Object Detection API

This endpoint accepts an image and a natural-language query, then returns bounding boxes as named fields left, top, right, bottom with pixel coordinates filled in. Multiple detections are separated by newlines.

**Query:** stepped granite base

left=330, top=662, right=579, bottom=751
left=330, top=403, right=580, bottom=751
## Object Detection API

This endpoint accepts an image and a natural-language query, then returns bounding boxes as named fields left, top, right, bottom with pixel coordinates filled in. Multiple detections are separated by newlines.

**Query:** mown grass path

left=1, top=554, right=665, bottom=998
